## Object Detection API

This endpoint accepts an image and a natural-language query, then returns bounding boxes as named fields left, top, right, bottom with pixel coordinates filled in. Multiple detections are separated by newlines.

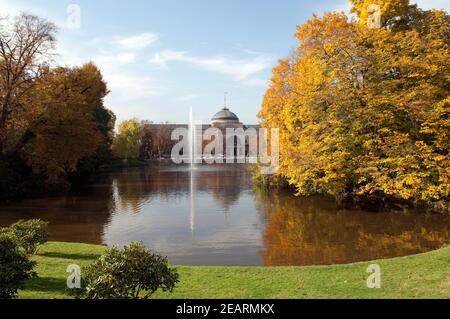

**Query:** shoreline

left=19, top=242, right=450, bottom=299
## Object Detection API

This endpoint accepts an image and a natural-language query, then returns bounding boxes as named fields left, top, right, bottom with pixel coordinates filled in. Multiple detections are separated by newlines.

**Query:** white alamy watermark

left=367, top=4, right=382, bottom=29
left=366, top=264, right=382, bottom=289
left=66, top=264, right=81, bottom=289
left=170, top=124, right=279, bottom=175
left=66, top=4, right=81, bottom=30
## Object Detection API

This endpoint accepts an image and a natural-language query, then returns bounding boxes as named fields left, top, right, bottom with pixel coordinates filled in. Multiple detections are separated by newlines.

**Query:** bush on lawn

left=0, top=232, right=36, bottom=299
left=79, top=242, right=179, bottom=299
left=3, top=219, right=49, bottom=255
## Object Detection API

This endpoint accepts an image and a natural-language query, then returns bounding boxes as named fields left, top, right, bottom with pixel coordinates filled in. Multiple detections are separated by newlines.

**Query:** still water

left=0, top=164, right=449, bottom=266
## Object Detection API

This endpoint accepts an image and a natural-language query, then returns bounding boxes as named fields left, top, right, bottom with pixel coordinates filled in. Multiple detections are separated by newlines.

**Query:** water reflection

left=0, top=164, right=449, bottom=266
left=258, top=194, right=450, bottom=266
left=0, top=175, right=116, bottom=244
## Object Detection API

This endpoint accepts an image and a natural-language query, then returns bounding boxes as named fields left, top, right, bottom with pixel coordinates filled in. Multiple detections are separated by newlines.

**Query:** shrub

left=6, top=219, right=49, bottom=254
left=80, top=242, right=179, bottom=299
left=0, top=233, right=36, bottom=299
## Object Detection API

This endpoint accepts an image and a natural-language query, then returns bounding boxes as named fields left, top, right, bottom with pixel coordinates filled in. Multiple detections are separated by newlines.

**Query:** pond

left=0, top=164, right=449, bottom=266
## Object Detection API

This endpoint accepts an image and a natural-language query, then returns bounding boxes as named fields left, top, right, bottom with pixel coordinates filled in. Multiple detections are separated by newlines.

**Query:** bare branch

left=0, top=13, right=57, bottom=152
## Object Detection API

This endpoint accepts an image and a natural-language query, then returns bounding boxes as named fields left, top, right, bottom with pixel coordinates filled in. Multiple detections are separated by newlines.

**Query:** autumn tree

left=0, top=14, right=57, bottom=153
left=0, top=13, right=114, bottom=198
left=152, top=123, right=172, bottom=158
left=139, top=122, right=175, bottom=159
left=75, top=74, right=116, bottom=177
left=0, top=14, right=113, bottom=184
left=18, top=63, right=108, bottom=181
left=259, top=1, right=449, bottom=209
left=140, top=123, right=154, bottom=160
left=113, top=118, right=142, bottom=160
left=350, top=0, right=411, bottom=29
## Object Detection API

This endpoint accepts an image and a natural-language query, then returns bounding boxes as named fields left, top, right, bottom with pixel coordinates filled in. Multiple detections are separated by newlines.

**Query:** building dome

left=211, top=107, right=240, bottom=123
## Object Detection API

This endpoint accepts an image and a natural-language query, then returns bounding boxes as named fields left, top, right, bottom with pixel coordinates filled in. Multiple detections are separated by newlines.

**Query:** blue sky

left=1, top=0, right=448, bottom=124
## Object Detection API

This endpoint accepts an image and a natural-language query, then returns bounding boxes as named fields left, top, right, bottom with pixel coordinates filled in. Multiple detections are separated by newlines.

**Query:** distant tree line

left=112, top=118, right=174, bottom=161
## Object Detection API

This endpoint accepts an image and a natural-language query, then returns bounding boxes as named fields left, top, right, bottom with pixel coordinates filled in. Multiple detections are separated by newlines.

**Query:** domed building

left=210, top=106, right=247, bottom=158
left=141, top=102, right=259, bottom=159
left=211, top=107, right=243, bottom=128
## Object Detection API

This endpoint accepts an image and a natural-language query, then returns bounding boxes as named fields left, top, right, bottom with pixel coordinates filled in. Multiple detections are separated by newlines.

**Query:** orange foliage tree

left=258, top=0, right=449, bottom=208
left=1, top=14, right=111, bottom=183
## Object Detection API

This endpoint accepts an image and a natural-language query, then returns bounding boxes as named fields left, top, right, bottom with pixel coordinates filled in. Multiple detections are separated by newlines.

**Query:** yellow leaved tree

left=259, top=0, right=449, bottom=209
left=113, top=118, right=143, bottom=160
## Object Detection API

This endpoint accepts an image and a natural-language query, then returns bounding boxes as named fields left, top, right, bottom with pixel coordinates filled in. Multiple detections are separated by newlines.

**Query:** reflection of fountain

left=189, top=107, right=196, bottom=234
left=190, top=169, right=195, bottom=235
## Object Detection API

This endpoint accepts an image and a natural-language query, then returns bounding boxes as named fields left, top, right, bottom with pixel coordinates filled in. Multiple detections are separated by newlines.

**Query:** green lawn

left=18, top=242, right=450, bottom=299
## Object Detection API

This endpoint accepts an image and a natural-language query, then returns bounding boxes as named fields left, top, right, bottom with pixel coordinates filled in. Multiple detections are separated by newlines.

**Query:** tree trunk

left=0, top=95, right=10, bottom=154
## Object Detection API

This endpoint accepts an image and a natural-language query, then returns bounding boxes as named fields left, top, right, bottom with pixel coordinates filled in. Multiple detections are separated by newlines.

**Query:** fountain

left=188, top=106, right=197, bottom=169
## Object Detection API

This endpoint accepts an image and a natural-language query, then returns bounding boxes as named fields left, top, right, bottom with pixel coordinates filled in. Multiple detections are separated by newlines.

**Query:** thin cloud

left=114, top=32, right=160, bottom=50
left=94, top=53, right=136, bottom=65
left=55, top=39, right=166, bottom=121
left=150, top=50, right=188, bottom=67
left=149, top=50, right=272, bottom=81
left=106, top=73, right=165, bottom=98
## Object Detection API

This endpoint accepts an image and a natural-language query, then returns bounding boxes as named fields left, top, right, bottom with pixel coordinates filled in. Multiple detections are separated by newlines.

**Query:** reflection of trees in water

left=0, top=164, right=249, bottom=245
left=0, top=173, right=116, bottom=244
left=66, top=175, right=116, bottom=243
left=113, top=168, right=153, bottom=213
left=258, top=193, right=450, bottom=266
left=196, top=167, right=250, bottom=210
left=113, top=166, right=194, bottom=213
left=113, top=165, right=251, bottom=213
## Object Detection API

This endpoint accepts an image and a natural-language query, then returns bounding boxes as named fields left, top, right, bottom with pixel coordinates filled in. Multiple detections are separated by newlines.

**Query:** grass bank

left=19, top=242, right=450, bottom=299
